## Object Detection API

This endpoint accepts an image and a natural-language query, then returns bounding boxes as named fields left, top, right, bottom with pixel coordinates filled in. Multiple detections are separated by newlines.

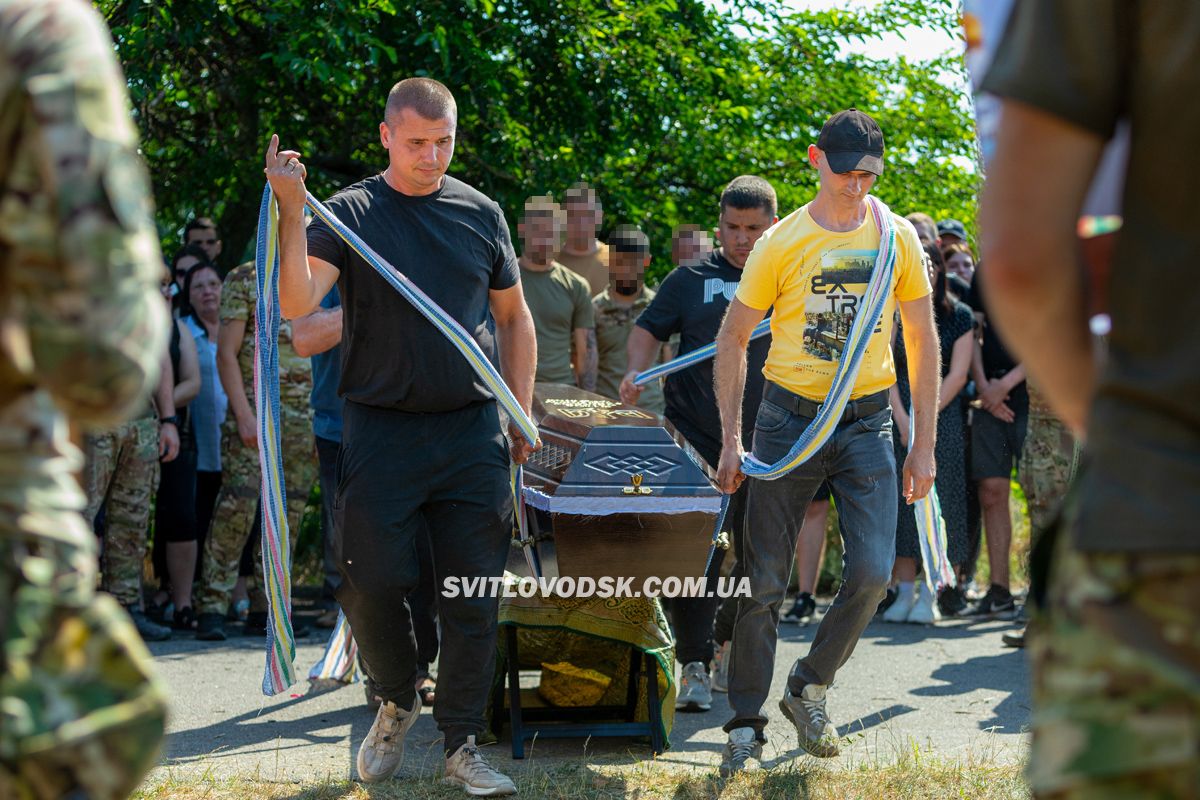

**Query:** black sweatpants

left=335, top=400, right=510, bottom=754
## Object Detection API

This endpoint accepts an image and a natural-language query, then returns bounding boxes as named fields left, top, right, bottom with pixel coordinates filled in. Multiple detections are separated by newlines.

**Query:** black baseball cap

left=817, top=109, right=885, bottom=176
left=937, top=219, right=968, bottom=241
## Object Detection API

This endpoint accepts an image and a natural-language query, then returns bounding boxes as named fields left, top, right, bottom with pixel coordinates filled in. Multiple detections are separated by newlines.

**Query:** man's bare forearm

left=277, top=205, right=319, bottom=320
left=292, top=306, right=343, bottom=357
left=902, top=304, right=940, bottom=452
left=497, top=315, right=537, bottom=416
left=625, top=326, right=662, bottom=374
left=580, top=330, right=598, bottom=392
left=714, top=329, right=749, bottom=450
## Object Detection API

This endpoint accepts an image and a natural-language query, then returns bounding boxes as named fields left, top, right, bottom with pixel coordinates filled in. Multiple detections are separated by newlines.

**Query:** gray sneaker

left=710, top=641, right=730, bottom=693
left=719, top=726, right=762, bottom=777
left=444, top=735, right=516, bottom=796
left=675, top=661, right=713, bottom=712
left=779, top=683, right=839, bottom=758
left=356, top=694, right=422, bottom=783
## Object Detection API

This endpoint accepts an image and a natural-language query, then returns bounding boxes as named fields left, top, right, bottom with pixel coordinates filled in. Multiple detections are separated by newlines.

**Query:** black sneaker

left=172, top=605, right=197, bottom=631
left=875, top=586, right=898, bottom=616
left=127, top=608, right=171, bottom=642
left=963, top=585, right=1017, bottom=619
left=195, top=612, right=227, bottom=641
left=782, top=592, right=816, bottom=625
left=938, top=585, right=968, bottom=617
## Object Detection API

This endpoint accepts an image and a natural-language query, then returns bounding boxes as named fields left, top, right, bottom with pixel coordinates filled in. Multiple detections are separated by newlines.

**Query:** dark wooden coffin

left=517, top=384, right=723, bottom=584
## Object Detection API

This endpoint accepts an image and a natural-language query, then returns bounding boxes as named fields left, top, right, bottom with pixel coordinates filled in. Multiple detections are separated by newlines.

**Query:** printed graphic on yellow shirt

left=803, top=250, right=879, bottom=363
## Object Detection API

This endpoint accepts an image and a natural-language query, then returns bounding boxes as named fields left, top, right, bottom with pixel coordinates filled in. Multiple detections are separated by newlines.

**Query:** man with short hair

left=978, top=2, right=1200, bottom=794
left=184, top=216, right=223, bottom=264
left=557, top=182, right=609, bottom=295
left=620, top=175, right=779, bottom=715
left=266, top=76, right=534, bottom=796
left=518, top=196, right=596, bottom=389
left=712, top=109, right=937, bottom=772
left=905, top=212, right=938, bottom=248
left=593, top=225, right=664, bottom=412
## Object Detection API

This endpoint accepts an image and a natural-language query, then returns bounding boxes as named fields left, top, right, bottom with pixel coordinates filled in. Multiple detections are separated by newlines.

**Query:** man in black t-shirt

left=963, top=275, right=1025, bottom=618
left=619, top=175, right=778, bottom=714
left=265, top=78, right=533, bottom=796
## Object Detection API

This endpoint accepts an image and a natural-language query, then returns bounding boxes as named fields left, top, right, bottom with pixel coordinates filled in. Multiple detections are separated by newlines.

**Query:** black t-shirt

left=982, top=0, right=1200, bottom=552
left=635, top=251, right=770, bottom=447
left=307, top=174, right=519, bottom=413
left=965, top=273, right=1026, bottom=407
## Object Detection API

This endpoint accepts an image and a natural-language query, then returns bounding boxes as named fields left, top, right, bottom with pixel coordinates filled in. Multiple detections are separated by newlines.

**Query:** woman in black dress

left=884, top=244, right=976, bottom=624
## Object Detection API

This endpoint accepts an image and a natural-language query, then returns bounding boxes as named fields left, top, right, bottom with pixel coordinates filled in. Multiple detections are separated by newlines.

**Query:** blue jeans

left=724, top=395, right=898, bottom=733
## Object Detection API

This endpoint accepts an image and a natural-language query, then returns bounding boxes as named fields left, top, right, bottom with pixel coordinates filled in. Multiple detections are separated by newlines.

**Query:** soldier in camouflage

left=195, top=261, right=316, bottom=640
left=0, top=0, right=170, bottom=796
left=1004, top=381, right=1078, bottom=648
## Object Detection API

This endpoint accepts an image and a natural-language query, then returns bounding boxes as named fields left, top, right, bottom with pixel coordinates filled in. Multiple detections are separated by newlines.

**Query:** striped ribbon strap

left=256, top=184, right=538, bottom=695
left=253, top=186, right=300, bottom=695
left=307, top=609, right=360, bottom=683
left=632, top=318, right=772, bottom=387
left=908, top=410, right=956, bottom=591
left=741, top=196, right=897, bottom=480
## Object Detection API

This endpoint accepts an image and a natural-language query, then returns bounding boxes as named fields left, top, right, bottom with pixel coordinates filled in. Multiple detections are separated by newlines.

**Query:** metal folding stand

left=490, top=623, right=665, bottom=758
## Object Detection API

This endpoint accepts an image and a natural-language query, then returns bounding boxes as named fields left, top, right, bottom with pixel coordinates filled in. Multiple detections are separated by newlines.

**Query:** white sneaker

left=906, top=582, right=942, bottom=625
left=882, top=584, right=916, bottom=623
left=710, top=641, right=730, bottom=694
left=444, top=735, right=517, bottom=796
left=718, top=726, right=762, bottom=776
left=676, top=661, right=713, bottom=711
left=356, top=694, right=422, bottom=783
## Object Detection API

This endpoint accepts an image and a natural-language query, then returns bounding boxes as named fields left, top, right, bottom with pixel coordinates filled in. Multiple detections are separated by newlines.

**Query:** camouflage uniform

left=1018, top=382, right=1079, bottom=538
left=197, top=262, right=315, bottom=616
left=592, top=286, right=665, bottom=414
left=1028, top=498, right=1200, bottom=798
left=83, top=410, right=160, bottom=607
left=0, top=1, right=169, bottom=796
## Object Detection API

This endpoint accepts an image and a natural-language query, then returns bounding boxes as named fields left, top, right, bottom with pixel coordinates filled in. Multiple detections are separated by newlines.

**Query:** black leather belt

left=763, top=382, right=890, bottom=424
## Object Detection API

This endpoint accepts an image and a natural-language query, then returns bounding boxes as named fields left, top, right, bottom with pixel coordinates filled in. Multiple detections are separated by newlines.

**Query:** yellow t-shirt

left=736, top=202, right=930, bottom=401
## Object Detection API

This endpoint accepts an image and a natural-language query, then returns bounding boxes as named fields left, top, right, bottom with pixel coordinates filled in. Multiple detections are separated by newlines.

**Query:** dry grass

left=134, top=753, right=1028, bottom=800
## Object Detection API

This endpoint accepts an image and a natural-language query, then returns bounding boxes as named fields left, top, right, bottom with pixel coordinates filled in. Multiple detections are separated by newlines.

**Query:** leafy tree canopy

left=99, top=0, right=977, bottom=280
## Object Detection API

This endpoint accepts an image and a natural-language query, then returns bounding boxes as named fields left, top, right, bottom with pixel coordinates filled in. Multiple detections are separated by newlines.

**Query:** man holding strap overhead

left=264, top=77, right=536, bottom=795
left=712, top=109, right=939, bottom=774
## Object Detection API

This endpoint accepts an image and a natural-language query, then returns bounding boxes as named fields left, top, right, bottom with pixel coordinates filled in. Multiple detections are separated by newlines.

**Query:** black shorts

left=971, top=407, right=1029, bottom=480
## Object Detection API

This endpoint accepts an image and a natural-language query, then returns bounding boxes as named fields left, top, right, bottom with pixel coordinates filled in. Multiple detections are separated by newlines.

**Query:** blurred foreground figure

left=979, top=1, right=1200, bottom=796
left=0, top=0, right=170, bottom=796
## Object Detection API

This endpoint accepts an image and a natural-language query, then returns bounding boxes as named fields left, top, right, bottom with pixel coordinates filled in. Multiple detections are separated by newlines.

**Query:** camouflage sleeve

left=220, top=263, right=253, bottom=324
left=0, top=0, right=168, bottom=426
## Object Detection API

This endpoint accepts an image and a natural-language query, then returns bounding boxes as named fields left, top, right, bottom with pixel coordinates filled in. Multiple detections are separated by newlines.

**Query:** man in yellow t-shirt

left=712, top=109, right=940, bottom=773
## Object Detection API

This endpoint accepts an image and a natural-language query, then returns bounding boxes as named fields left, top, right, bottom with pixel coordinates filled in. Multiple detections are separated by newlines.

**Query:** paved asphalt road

left=146, top=601, right=1030, bottom=784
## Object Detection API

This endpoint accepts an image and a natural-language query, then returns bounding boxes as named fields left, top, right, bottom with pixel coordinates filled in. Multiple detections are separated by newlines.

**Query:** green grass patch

left=134, top=757, right=1028, bottom=800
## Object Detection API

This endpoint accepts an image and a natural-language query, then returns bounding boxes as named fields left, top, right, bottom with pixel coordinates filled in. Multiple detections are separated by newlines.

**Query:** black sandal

left=172, top=605, right=197, bottom=631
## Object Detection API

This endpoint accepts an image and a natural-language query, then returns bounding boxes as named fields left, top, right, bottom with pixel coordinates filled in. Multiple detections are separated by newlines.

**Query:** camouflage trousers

left=197, top=412, right=315, bottom=616
left=83, top=412, right=160, bottom=608
left=1029, top=524, right=1200, bottom=798
left=0, top=393, right=166, bottom=799
left=1018, top=411, right=1079, bottom=540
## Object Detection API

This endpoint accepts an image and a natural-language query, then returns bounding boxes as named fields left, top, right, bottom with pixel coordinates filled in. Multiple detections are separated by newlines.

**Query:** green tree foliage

left=100, top=0, right=977, bottom=279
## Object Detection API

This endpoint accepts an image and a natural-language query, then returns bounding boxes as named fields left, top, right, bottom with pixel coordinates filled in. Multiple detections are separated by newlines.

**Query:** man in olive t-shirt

left=518, top=196, right=596, bottom=388
left=978, top=1, right=1200, bottom=796
left=556, top=182, right=610, bottom=295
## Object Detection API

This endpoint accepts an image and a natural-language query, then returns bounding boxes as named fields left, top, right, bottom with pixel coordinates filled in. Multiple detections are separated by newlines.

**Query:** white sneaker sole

left=443, top=775, right=517, bottom=796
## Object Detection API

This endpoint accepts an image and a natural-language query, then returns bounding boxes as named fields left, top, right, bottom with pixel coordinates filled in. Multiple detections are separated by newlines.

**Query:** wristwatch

left=160, top=415, right=180, bottom=426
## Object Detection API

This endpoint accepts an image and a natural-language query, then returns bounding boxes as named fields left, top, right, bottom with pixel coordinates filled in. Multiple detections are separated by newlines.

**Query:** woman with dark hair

left=149, top=257, right=202, bottom=627
left=883, top=244, right=976, bottom=624
left=176, top=259, right=227, bottom=617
